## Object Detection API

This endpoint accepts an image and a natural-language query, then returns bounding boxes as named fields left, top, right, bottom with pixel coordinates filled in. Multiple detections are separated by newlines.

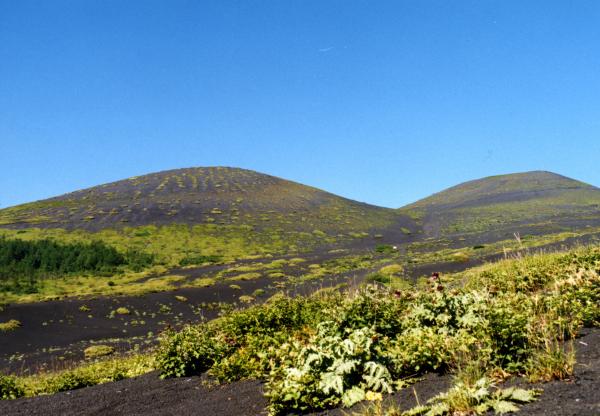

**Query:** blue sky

left=1, top=1, right=599, bottom=209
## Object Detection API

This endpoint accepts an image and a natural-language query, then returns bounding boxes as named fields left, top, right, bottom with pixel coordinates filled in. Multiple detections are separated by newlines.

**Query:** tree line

left=0, top=237, right=153, bottom=294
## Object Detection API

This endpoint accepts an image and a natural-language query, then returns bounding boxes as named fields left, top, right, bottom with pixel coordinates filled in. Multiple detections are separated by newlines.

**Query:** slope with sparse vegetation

left=402, top=171, right=600, bottom=238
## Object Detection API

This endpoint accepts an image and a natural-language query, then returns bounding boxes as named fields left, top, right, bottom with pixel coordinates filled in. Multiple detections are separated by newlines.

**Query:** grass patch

left=0, top=319, right=21, bottom=332
left=84, top=345, right=115, bottom=359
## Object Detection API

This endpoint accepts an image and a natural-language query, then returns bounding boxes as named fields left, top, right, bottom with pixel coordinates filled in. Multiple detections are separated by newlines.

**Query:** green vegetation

left=0, top=319, right=21, bottom=332
left=84, top=345, right=115, bottom=359
left=0, top=237, right=152, bottom=295
left=10, top=354, right=155, bottom=397
left=375, top=244, right=397, bottom=254
left=365, top=264, right=411, bottom=290
left=155, top=245, right=599, bottom=414
left=362, top=378, right=539, bottom=415
left=114, top=307, right=130, bottom=315
left=0, top=223, right=341, bottom=303
left=0, top=374, right=23, bottom=400
left=296, top=254, right=383, bottom=282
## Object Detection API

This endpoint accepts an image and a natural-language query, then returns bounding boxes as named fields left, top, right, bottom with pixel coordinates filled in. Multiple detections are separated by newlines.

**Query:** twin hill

left=2, top=168, right=600, bottom=250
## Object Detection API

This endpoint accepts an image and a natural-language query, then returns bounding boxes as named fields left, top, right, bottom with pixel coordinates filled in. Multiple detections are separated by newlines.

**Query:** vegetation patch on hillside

left=0, top=237, right=153, bottom=296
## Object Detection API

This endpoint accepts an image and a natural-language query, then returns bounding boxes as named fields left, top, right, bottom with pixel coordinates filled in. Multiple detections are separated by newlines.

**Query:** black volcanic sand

left=2, top=328, right=598, bottom=416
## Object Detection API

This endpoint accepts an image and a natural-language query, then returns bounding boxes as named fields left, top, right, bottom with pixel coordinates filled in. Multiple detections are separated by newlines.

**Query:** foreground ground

left=1, top=327, right=598, bottom=415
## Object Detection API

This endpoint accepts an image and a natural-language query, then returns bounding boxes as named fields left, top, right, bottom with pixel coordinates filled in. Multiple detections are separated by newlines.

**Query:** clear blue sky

left=1, top=1, right=599, bottom=209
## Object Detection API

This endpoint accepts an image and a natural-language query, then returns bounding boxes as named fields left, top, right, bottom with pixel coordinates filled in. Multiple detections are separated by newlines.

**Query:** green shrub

left=115, top=307, right=130, bottom=315
left=0, top=374, right=24, bottom=400
left=157, top=295, right=334, bottom=379
left=364, top=272, right=391, bottom=285
left=375, top=244, right=394, bottom=254
left=266, top=322, right=394, bottom=414
left=156, top=325, right=233, bottom=378
left=485, top=298, right=530, bottom=371
left=44, top=372, right=96, bottom=392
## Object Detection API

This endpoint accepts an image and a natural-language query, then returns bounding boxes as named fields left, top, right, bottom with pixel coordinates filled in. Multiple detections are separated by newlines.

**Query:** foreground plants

left=153, top=245, right=599, bottom=414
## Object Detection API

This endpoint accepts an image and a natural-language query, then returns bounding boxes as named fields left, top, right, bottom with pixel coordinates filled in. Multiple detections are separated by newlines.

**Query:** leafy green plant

left=157, top=294, right=333, bottom=379
left=266, top=322, right=395, bottom=414
left=402, top=378, right=539, bottom=415
left=0, top=374, right=24, bottom=400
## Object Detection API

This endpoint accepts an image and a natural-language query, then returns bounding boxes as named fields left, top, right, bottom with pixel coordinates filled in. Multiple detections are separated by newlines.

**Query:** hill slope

left=0, top=167, right=410, bottom=235
left=402, top=171, right=600, bottom=238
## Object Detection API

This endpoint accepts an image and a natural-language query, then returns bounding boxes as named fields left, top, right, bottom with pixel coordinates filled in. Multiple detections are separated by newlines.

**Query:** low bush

left=266, top=323, right=394, bottom=413
left=0, top=374, right=24, bottom=400
left=156, top=294, right=334, bottom=380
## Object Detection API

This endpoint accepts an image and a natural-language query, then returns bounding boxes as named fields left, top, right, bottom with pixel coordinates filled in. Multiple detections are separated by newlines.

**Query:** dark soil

left=2, top=328, right=598, bottom=416
left=0, top=372, right=268, bottom=416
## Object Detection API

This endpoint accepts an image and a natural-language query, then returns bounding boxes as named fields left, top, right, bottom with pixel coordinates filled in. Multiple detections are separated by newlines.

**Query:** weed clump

left=0, top=319, right=21, bottom=332
left=84, top=345, right=115, bottom=360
